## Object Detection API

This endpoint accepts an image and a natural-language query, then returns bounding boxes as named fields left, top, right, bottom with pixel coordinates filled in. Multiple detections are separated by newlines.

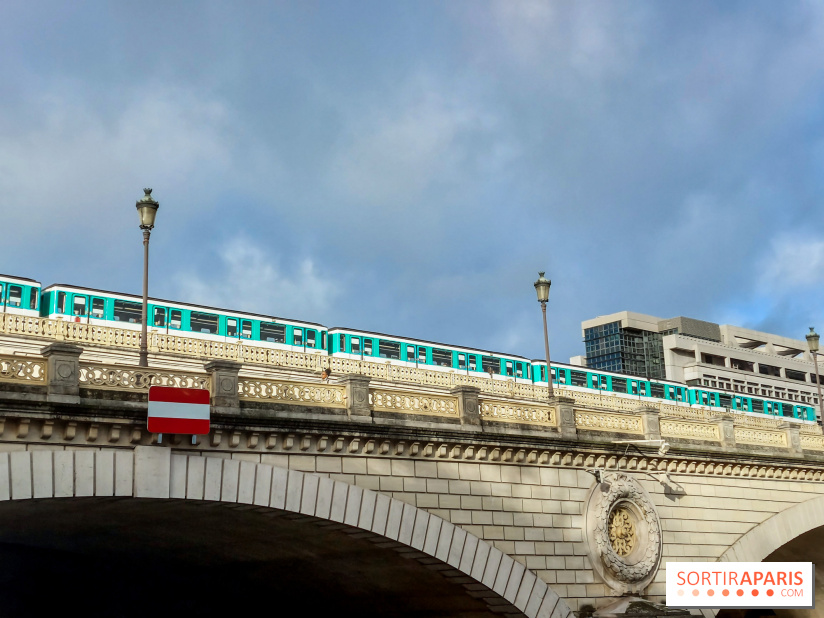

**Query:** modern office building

left=580, top=311, right=822, bottom=408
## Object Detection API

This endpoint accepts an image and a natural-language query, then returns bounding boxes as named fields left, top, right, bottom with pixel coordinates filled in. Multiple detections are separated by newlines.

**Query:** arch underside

left=706, top=496, right=824, bottom=618
left=0, top=447, right=572, bottom=618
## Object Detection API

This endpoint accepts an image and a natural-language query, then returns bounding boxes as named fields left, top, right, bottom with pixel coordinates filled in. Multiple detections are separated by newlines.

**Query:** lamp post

left=534, top=272, right=554, bottom=399
left=136, top=189, right=159, bottom=367
left=807, top=327, right=823, bottom=424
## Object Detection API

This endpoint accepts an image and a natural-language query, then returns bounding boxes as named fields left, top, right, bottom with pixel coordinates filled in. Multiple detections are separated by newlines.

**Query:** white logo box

left=665, top=562, right=813, bottom=609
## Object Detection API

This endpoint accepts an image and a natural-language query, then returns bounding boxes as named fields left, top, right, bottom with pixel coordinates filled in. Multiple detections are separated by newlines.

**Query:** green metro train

left=1, top=273, right=817, bottom=423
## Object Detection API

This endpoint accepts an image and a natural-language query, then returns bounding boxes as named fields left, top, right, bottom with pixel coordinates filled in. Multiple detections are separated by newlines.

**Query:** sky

left=2, top=1, right=824, bottom=362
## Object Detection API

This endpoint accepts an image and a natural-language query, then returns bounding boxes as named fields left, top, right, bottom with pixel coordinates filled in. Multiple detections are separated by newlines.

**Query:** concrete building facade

left=581, top=312, right=821, bottom=410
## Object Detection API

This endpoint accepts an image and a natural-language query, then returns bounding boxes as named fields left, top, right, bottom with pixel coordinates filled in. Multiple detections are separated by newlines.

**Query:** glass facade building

left=584, top=321, right=665, bottom=379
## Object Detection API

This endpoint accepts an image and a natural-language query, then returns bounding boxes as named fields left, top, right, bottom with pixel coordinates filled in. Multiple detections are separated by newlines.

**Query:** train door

left=591, top=374, right=607, bottom=390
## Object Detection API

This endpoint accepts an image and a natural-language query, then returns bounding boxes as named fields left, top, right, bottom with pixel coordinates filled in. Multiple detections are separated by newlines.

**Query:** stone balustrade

left=1, top=313, right=822, bottom=457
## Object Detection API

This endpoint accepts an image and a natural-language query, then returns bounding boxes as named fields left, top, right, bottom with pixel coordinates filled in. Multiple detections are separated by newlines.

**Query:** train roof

left=42, top=283, right=327, bottom=329
left=0, top=273, right=41, bottom=285
left=328, top=326, right=532, bottom=361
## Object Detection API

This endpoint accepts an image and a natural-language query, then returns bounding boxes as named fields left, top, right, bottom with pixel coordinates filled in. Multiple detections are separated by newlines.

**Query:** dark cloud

left=2, top=1, right=823, bottom=362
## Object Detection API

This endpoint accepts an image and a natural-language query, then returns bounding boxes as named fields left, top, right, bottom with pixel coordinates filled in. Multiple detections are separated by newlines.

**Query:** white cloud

left=759, top=235, right=824, bottom=292
left=172, top=236, right=339, bottom=321
left=0, top=83, right=238, bottom=240
left=328, top=78, right=501, bottom=206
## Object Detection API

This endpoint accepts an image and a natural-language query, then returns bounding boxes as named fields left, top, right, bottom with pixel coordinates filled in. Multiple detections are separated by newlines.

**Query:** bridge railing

left=1, top=314, right=821, bottom=454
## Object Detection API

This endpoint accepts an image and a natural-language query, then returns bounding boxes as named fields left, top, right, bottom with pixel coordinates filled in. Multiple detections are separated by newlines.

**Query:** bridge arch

left=0, top=446, right=571, bottom=618
left=718, top=494, right=824, bottom=564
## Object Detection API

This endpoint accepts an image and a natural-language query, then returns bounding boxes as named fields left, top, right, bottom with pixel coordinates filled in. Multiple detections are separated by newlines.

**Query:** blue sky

left=2, top=1, right=824, bottom=362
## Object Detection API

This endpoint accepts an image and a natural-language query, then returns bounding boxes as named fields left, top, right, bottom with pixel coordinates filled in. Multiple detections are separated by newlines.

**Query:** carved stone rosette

left=583, top=471, right=662, bottom=595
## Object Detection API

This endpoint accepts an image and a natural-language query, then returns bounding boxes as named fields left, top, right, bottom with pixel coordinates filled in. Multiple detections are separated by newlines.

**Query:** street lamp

left=136, top=188, right=159, bottom=367
left=806, top=327, right=823, bottom=424
left=533, top=272, right=554, bottom=399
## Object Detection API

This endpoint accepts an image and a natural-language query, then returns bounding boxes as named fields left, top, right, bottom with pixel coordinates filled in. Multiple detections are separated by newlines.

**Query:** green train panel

left=328, top=328, right=532, bottom=381
left=41, top=285, right=327, bottom=352
left=0, top=274, right=41, bottom=317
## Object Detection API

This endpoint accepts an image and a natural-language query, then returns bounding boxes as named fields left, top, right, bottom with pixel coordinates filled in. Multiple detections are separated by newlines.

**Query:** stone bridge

left=2, top=314, right=824, bottom=617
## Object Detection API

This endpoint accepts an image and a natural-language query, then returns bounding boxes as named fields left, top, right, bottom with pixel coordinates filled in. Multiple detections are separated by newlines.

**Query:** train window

left=57, top=292, right=66, bottom=314
left=432, top=348, right=452, bottom=367
left=751, top=399, right=763, bottom=412
left=306, top=330, right=316, bottom=348
left=504, top=361, right=514, bottom=376
left=9, top=285, right=22, bottom=307
left=92, top=298, right=105, bottom=318
left=321, top=332, right=327, bottom=350
left=241, top=321, right=252, bottom=338
left=650, top=383, right=664, bottom=398
left=293, top=329, right=303, bottom=346
left=468, top=356, right=477, bottom=371
left=719, top=394, right=732, bottom=408
left=458, top=354, right=466, bottom=369
left=191, top=312, right=218, bottom=334
left=515, top=363, right=523, bottom=378
left=114, top=300, right=141, bottom=323
left=571, top=371, right=587, bottom=387
left=363, top=339, right=373, bottom=355
left=339, top=334, right=346, bottom=352
left=227, top=318, right=237, bottom=337
left=29, top=288, right=38, bottom=310
left=552, top=368, right=561, bottom=383
left=170, top=310, right=182, bottom=329
left=72, top=296, right=86, bottom=315
left=351, top=337, right=360, bottom=354
left=481, top=356, right=497, bottom=374
left=612, top=377, right=627, bottom=393
left=379, top=341, right=400, bottom=360
left=260, top=323, right=285, bottom=343
left=153, top=307, right=166, bottom=327
left=407, top=346, right=416, bottom=362
left=418, top=347, right=426, bottom=363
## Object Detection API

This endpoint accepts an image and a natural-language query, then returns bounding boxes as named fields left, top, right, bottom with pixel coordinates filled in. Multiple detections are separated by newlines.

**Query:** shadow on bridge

left=0, top=447, right=569, bottom=618
left=0, top=498, right=514, bottom=617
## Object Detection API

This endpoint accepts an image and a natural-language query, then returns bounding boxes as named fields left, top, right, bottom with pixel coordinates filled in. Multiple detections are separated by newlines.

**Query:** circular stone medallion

left=583, top=471, right=663, bottom=594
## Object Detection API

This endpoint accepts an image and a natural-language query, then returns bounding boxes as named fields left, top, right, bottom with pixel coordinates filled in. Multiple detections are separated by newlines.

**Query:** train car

left=40, top=284, right=328, bottom=353
left=533, top=361, right=689, bottom=404
left=0, top=274, right=41, bottom=318
left=328, top=327, right=533, bottom=383
left=534, top=362, right=816, bottom=423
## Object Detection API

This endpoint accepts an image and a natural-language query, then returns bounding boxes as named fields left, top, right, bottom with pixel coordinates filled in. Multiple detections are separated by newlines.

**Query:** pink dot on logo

left=677, top=590, right=685, bottom=597
left=722, top=590, right=730, bottom=597
left=692, top=590, right=700, bottom=597
left=767, top=590, right=774, bottom=597
left=707, top=590, right=715, bottom=597
left=737, top=590, right=744, bottom=597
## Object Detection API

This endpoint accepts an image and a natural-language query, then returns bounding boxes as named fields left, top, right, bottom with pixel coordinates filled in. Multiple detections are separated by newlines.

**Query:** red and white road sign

left=148, top=386, right=210, bottom=435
